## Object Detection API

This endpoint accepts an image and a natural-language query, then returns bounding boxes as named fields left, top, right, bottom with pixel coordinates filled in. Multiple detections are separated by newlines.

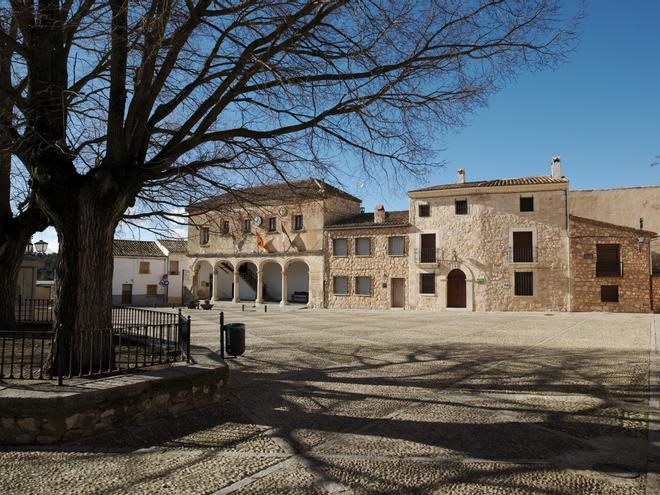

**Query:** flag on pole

left=256, top=232, right=267, bottom=253
left=281, top=224, right=293, bottom=251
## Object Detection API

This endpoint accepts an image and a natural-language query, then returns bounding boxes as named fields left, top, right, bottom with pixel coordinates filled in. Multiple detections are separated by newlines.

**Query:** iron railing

left=15, top=296, right=54, bottom=324
left=596, top=261, right=623, bottom=277
left=1, top=308, right=191, bottom=383
left=510, top=246, right=538, bottom=263
left=415, top=247, right=440, bottom=263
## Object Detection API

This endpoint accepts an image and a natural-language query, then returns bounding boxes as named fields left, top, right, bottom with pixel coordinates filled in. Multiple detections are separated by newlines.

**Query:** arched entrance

left=214, top=261, right=234, bottom=301
left=195, top=261, right=213, bottom=300
left=447, top=269, right=466, bottom=308
left=262, top=261, right=283, bottom=303
left=286, top=260, right=309, bottom=304
left=237, top=261, right=258, bottom=301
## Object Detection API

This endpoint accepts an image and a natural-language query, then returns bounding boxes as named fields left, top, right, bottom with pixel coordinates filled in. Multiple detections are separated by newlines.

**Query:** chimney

left=374, top=203, right=386, bottom=224
left=551, top=156, right=562, bottom=179
left=457, top=168, right=465, bottom=184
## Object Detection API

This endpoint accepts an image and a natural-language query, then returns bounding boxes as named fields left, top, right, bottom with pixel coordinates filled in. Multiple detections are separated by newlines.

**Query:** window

left=388, top=236, right=405, bottom=256
left=512, top=231, right=534, bottom=262
left=139, top=261, right=150, bottom=274
left=200, top=227, right=210, bottom=245
left=418, top=203, right=430, bottom=217
left=333, top=276, right=349, bottom=295
left=601, top=285, right=619, bottom=302
left=520, top=196, right=534, bottom=212
left=455, top=199, right=468, bottom=215
left=268, top=217, right=277, bottom=232
left=294, top=214, right=304, bottom=230
left=355, top=276, right=372, bottom=296
left=596, top=244, right=622, bottom=277
left=333, top=238, right=348, bottom=256
left=355, top=238, right=370, bottom=256
left=243, top=219, right=251, bottom=232
left=146, top=284, right=158, bottom=297
left=222, top=221, right=230, bottom=235
left=514, top=272, right=534, bottom=296
left=420, top=273, right=435, bottom=294
left=419, top=233, right=436, bottom=263
left=169, top=260, right=179, bottom=275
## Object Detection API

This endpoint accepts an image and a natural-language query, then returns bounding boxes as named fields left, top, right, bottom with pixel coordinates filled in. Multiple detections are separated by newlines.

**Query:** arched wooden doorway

left=447, top=269, right=466, bottom=308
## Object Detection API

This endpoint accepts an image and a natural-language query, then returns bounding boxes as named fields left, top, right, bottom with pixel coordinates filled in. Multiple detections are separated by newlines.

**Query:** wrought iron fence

left=15, top=296, right=54, bottom=324
left=1, top=308, right=191, bottom=383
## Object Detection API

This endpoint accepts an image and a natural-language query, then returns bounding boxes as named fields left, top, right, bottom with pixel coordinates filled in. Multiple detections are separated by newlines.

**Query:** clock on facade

left=253, top=215, right=262, bottom=226
left=278, top=206, right=288, bottom=217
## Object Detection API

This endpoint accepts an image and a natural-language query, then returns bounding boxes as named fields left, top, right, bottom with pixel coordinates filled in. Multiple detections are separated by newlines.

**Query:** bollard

left=242, top=304, right=245, bottom=312
left=264, top=305, right=268, bottom=313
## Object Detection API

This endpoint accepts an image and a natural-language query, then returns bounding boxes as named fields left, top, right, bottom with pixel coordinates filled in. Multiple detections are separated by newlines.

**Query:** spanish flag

left=256, top=231, right=267, bottom=253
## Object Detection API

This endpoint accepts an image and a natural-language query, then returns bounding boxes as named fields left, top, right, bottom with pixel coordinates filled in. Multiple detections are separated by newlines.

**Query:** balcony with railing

left=509, top=246, right=538, bottom=263
left=596, top=261, right=623, bottom=277
left=414, top=247, right=440, bottom=264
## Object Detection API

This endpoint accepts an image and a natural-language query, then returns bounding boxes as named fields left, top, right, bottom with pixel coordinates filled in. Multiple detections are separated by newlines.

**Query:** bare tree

left=0, top=0, right=578, bottom=369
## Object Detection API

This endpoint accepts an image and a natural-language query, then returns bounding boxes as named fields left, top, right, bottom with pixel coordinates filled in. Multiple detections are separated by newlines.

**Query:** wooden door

left=391, top=278, right=405, bottom=308
left=121, top=284, right=133, bottom=305
left=447, top=270, right=466, bottom=308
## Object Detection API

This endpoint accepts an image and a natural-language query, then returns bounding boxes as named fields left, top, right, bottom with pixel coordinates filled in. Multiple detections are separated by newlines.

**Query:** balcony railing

left=596, top=261, right=623, bottom=277
left=415, top=247, right=440, bottom=264
left=510, top=246, right=537, bottom=263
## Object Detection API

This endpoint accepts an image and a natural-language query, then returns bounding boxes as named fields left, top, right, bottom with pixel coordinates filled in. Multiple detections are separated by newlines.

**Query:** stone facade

left=325, top=223, right=409, bottom=310
left=187, top=180, right=361, bottom=308
left=569, top=215, right=654, bottom=313
left=653, top=275, right=660, bottom=312
left=569, top=186, right=660, bottom=273
left=408, top=182, right=570, bottom=312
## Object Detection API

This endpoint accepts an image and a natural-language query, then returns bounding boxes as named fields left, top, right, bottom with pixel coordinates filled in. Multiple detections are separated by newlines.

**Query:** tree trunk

left=44, top=185, right=130, bottom=375
left=0, top=233, right=30, bottom=329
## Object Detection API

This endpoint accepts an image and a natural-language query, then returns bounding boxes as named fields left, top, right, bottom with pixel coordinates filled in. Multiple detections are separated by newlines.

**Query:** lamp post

left=25, top=242, right=34, bottom=254
left=34, top=239, right=48, bottom=254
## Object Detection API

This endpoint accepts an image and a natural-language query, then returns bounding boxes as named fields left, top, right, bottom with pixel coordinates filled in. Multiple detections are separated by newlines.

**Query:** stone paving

left=0, top=306, right=657, bottom=494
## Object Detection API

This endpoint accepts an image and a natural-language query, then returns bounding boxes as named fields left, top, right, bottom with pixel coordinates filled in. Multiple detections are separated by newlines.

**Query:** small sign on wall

left=583, top=253, right=594, bottom=260
left=475, top=276, right=485, bottom=284
left=501, top=282, right=510, bottom=289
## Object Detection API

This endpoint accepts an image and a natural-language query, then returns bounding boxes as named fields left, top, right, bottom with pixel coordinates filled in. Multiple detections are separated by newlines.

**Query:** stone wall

left=569, top=215, right=652, bottom=313
left=325, top=226, right=409, bottom=309
left=653, top=275, right=660, bottom=312
left=408, top=186, right=570, bottom=312
left=0, top=362, right=228, bottom=445
left=569, top=186, right=660, bottom=273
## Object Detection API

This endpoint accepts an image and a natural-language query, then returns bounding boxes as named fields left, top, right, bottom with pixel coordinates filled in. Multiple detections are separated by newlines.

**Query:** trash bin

left=224, top=323, right=245, bottom=357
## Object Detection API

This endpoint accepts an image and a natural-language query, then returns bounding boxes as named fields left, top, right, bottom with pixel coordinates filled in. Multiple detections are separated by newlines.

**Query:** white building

left=112, top=239, right=189, bottom=306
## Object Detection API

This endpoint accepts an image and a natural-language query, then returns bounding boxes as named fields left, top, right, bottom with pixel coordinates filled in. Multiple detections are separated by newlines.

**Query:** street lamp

left=25, top=242, right=34, bottom=254
left=34, top=239, right=48, bottom=254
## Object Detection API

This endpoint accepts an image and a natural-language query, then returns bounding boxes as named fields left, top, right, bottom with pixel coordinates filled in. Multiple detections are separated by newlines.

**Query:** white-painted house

left=112, top=240, right=190, bottom=306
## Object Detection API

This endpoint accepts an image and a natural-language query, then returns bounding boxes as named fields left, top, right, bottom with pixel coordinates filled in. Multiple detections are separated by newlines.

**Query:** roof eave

left=408, top=181, right=568, bottom=198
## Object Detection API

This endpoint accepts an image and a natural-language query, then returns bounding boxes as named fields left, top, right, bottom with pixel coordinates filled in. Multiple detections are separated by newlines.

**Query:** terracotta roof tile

left=325, top=210, right=409, bottom=229
left=569, top=215, right=657, bottom=237
left=410, top=175, right=568, bottom=193
left=113, top=240, right=165, bottom=257
left=191, top=178, right=361, bottom=210
left=158, top=239, right=188, bottom=253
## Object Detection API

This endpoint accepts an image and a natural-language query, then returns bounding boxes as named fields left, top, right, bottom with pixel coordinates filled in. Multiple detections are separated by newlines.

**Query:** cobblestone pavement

left=1, top=307, right=657, bottom=494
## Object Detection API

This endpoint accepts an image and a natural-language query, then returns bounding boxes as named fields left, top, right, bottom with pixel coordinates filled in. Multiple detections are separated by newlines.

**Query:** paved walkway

left=0, top=306, right=657, bottom=494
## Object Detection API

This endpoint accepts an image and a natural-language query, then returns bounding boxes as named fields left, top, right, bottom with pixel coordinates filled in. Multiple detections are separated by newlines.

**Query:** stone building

left=569, top=215, right=655, bottom=313
left=407, top=161, right=571, bottom=312
left=324, top=205, right=409, bottom=310
left=186, top=179, right=361, bottom=308
left=569, top=186, right=660, bottom=274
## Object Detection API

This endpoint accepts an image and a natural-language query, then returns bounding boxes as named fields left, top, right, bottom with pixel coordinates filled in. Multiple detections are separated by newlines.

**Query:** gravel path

left=0, top=306, right=655, bottom=494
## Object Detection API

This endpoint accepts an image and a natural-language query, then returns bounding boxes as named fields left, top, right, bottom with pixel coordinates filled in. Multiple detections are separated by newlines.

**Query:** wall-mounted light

left=638, top=235, right=645, bottom=251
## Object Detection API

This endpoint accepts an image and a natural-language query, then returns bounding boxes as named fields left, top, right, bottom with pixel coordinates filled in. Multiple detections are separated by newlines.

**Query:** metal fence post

left=220, top=311, right=224, bottom=359
left=186, top=315, right=191, bottom=363
left=57, top=324, right=63, bottom=386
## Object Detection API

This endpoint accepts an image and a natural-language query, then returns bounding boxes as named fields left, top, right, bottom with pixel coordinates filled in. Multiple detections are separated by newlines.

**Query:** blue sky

left=37, top=0, right=660, bottom=252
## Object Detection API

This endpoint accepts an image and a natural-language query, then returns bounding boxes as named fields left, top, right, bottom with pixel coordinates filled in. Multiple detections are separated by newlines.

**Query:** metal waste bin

left=224, top=323, right=245, bottom=357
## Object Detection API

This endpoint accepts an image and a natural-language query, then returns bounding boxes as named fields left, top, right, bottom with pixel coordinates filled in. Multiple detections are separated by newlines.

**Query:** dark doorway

left=447, top=269, right=466, bottom=308
left=391, top=278, right=405, bottom=308
left=121, top=284, right=133, bottom=305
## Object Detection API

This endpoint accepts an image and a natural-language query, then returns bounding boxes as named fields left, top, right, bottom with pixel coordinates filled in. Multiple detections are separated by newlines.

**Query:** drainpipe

left=565, top=189, right=571, bottom=311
